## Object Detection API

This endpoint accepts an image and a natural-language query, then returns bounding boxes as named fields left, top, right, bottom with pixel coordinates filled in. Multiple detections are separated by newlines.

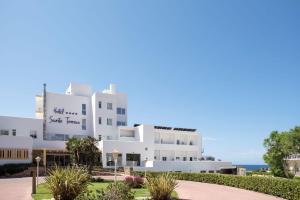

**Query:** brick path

left=176, top=180, right=284, bottom=200
left=0, top=177, right=32, bottom=200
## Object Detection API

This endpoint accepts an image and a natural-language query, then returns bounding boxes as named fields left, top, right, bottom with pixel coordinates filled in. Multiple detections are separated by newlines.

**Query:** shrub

left=124, top=176, right=144, bottom=188
left=0, top=163, right=32, bottom=176
left=45, top=166, right=91, bottom=200
left=124, top=176, right=134, bottom=187
left=138, top=172, right=300, bottom=200
left=146, top=173, right=177, bottom=200
left=79, top=182, right=135, bottom=200
left=133, top=176, right=144, bottom=188
left=91, top=177, right=104, bottom=183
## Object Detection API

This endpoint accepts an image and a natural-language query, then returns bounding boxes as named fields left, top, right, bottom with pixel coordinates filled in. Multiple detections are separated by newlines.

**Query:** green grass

left=32, top=180, right=178, bottom=200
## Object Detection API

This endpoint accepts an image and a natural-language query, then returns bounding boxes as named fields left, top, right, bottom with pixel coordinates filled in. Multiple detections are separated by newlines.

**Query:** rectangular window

left=183, top=157, right=187, bottom=161
left=98, top=101, right=101, bottom=108
left=0, top=149, right=29, bottom=160
left=190, top=157, right=193, bottom=161
left=0, top=130, right=9, bottom=136
left=117, top=121, right=126, bottom=126
left=82, top=104, right=86, bottom=115
left=107, top=103, right=113, bottom=110
left=176, top=157, right=180, bottom=160
left=12, top=129, right=16, bottom=136
left=107, top=118, right=112, bottom=126
left=98, top=135, right=102, bottom=141
left=117, top=108, right=126, bottom=115
left=98, top=117, right=102, bottom=124
left=162, top=157, right=167, bottom=161
left=82, top=119, right=86, bottom=130
left=117, top=108, right=122, bottom=114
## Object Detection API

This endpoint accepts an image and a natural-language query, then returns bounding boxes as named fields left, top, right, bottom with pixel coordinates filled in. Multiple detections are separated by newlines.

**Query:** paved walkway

left=0, top=177, right=32, bottom=200
left=176, top=180, right=284, bottom=200
left=0, top=176, right=285, bottom=200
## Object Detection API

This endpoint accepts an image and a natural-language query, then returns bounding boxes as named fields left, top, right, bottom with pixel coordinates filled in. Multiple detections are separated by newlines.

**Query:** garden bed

left=32, top=180, right=177, bottom=200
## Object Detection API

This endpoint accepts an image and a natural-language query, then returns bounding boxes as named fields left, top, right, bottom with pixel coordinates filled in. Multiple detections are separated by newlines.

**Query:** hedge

left=0, top=163, right=32, bottom=176
left=135, top=172, right=300, bottom=200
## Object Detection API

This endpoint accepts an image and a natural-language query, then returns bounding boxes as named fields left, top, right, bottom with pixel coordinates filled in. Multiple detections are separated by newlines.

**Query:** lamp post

left=35, top=156, right=41, bottom=187
left=144, top=157, right=148, bottom=178
left=112, top=149, right=119, bottom=183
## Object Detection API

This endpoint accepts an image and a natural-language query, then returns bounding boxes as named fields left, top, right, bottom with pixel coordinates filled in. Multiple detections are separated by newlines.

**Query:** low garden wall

left=135, top=172, right=300, bottom=200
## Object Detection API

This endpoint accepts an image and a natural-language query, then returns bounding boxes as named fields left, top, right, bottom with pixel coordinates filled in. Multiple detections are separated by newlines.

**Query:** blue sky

left=0, top=0, right=299, bottom=164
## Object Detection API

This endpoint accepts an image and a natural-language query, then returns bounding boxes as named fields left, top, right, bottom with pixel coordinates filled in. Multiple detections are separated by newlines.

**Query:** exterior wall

left=286, top=158, right=300, bottom=176
left=44, top=92, right=93, bottom=138
left=91, top=91, right=127, bottom=141
left=0, top=116, right=43, bottom=138
left=100, top=140, right=153, bottom=168
left=0, top=136, right=33, bottom=165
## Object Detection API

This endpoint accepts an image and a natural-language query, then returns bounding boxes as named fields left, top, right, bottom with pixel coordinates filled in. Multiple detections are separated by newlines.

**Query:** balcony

left=286, top=154, right=300, bottom=160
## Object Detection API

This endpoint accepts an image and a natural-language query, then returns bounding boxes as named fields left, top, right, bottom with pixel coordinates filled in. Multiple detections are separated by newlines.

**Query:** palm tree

left=66, top=138, right=82, bottom=165
left=66, top=137, right=100, bottom=173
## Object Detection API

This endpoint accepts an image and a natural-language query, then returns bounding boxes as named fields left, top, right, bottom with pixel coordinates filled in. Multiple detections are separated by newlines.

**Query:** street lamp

left=112, top=149, right=119, bottom=183
left=35, top=156, right=41, bottom=186
left=144, top=157, right=148, bottom=178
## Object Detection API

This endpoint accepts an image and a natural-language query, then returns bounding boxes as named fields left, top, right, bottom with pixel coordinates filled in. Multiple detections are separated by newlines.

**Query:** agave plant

left=146, top=173, right=178, bottom=200
left=45, top=166, right=91, bottom=200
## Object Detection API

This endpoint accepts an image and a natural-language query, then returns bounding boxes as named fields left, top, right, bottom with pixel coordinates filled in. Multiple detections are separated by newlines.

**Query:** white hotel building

left=0, top=83, right=232, bottom=172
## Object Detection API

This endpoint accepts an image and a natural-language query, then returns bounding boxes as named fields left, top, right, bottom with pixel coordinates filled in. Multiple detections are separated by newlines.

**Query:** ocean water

left=235, top=164, right=269, bottom=171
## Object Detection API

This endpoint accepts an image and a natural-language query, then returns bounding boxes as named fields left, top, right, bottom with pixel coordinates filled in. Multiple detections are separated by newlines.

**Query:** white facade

left=0, top=83, right=232, bottom=172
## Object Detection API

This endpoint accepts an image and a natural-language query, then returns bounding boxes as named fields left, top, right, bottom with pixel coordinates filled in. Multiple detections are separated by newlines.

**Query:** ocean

left=235, top=164, right=269, bottom=171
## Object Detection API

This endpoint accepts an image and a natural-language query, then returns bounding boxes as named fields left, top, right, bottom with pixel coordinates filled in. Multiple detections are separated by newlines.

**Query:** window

left=162, top=157, right=167, bottom=161
left=98, top=135, right=102, bottom=141
left=98, top=101, right=101, bottom=108
left=82, top=104, right=86, bottom=115
left=183, top=157, right=187, bottom=161
left=145, top=147, right=148, bottom=151
left=0, top=148, right=29, bottom=160
left=117, top=108, right=126, bottom=115
left=117, top=121, right=126, bottom=126
left=107, top=103, right=113, bottom=110
left=190, top=157, right=193, bottom=161
left=98, top=117, right=102, bottom=125
left=117, top=108, right=122, bottom=114
left=30, top=130, right=37, bottom=139
left=176, top=140, right=180, bottom=145
left=12, top=129, right=16, bottom=136
left=176, top=157, right=180, bottom=160
left=82, top=119, right=86, bottom=130
left=0, top=130, right=9, bottom=136
left=107, top=118, right=112, bottom=126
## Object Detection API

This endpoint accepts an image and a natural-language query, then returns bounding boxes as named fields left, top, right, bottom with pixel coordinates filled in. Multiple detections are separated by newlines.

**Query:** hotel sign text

left=49, top=107, right=80, bottom=125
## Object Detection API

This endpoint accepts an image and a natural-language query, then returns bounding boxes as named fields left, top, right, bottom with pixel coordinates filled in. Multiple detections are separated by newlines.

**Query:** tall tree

left=81, top=137, right=100, bottom=173
left=66, top=137, right=82, bottom=165
left=263, top=127, right=300, bottom=178
left=66, top=137, right=100, bottom=173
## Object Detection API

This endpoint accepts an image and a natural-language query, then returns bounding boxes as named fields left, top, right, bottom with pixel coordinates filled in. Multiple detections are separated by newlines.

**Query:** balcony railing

left=286, top=154, right=300, bottom=160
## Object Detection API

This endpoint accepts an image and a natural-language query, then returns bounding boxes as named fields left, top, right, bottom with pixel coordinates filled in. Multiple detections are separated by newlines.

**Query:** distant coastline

left=235, top=164, right=269, bottom=171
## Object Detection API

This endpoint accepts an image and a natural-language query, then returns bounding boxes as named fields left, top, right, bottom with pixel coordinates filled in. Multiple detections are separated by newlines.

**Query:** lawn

left=32, top=180, right=178, bottom=200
